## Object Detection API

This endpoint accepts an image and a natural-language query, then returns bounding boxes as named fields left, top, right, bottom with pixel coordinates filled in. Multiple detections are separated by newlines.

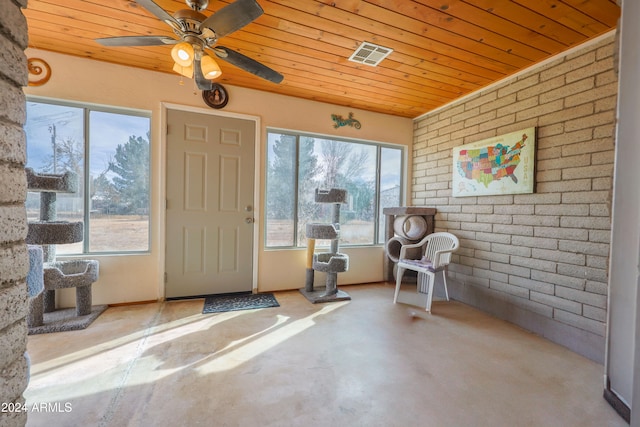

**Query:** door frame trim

left=159, top=102, right=261, bottom=299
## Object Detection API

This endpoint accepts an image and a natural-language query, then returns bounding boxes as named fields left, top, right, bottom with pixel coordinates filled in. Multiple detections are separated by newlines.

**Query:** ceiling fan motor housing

left=186, top=0, right=209, bottom=12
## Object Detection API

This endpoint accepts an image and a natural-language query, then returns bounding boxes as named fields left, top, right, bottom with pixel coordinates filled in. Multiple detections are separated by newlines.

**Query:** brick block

left=534, top=204, right=589, bottom=216
left=513, top=215, right=559, bottom=227
left=475, top=249, right=510, bottom=263
left=497, top=97, right=539, bottom=117
left=0, top=121, right=26, bottom=164
left=491, top=261, right=530, bottom=278
left=0, top=79, right=25, bottom=125
left=476, top=214, right=512, bottom=224
left=554, top=308, right=606, bottom=336
left=562, top=190, right=610, bottom=204
left=532, top=248, right=585, bottom=266
left=514, top=193, right=561, bottom=204
left=589, top=203, right=611, bottom=217
left=509, top=275, right=554, bottom=294
left=478, top=113, right=516, bottom=132
left=560, top=216, right=611, bottom=230
left=0, top=35, right=28, bottom=87
left=536, top=169, right=562, bottom=182
left=461, top=222, right=493, bottom=233
left=586, top=280, right=608, bottom=295
left=537, top=179, right=592, bottom=194
left=492, top=224, right=534, bottom=237
left=0, top=0, right=28, bottom=47
left=538, top=154, right=591, bottom=171
left=0, top=282, right=27, bottom=332
left=540, top=51, right=596, bottom=81
left=531, top=270, right=586, bottom=290
left=591, top=177, right=613, bottom=191
left=557, top=263, right=607, bottom=282
left=490, top=280, right=530, bottom=299
left=497, top=74, right=540, bottom=98
left=535, top=226, right=588, bottom=240
left=536, top=146, right=562, bottom=160
left=566, top=59, right=616, bottom=84
left=589, top=229, right=611, bottom=244
left=559, top=240, right=610, bottom=257
left=586, top=255, right=608, bottom=269
left=511, top=255, right=558, bottom=273
left=464, top=90, right=498, bottom=110
left=0, top=354, right=28, bottom=406
left=0, top=165, right=26, bottom=204
left=493, top=204, right=534, bottom=215
left=492, top=242, right=531, bottom=257
left=555, top=285, right=607, bottom=308
left=511, top=235, right=558, bottom=250
left=565, top=110, right=615, bottom=133
left=540, top=103, right=595, bottom=128
left=584, top=305, right=606, bottom=322
left=0, top=243, right=28, bottom=286
left=505, top=292, right=554, bottom=318
left=531, top=291, right=582, bottom=314
left=0, top=321, right=27, bottom=373
left=0, top=205, right=27, bottom=242
left=563, top=138, right=614, bottom=157
left=475, top=231, right=511, bottom=244
left=540, top=77, right=595, bottom=104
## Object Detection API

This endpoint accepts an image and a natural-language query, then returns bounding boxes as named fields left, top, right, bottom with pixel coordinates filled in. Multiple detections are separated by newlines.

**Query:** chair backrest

left=423, top=232, right=459, bottom=268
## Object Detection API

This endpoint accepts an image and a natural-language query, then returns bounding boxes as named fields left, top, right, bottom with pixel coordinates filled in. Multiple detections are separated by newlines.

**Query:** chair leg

left=393, top=266, right=404, bottom=304
left=425, top=271, right=435, bottom=312
left=442, top=270, right=450, bottom=301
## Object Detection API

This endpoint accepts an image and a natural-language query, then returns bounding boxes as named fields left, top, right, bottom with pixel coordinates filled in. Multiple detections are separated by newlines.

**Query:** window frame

left=25, top=96, right=152, bottom=255
left=265, top=128, right=405, bottom=249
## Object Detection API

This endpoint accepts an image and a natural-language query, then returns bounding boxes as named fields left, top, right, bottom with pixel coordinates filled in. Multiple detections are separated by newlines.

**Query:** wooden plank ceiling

left=24, top=0, right=620, bottom=118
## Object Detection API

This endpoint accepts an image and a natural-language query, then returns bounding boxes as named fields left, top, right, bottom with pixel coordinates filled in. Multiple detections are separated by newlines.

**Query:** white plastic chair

left=393, top=232, right=460, bottom=312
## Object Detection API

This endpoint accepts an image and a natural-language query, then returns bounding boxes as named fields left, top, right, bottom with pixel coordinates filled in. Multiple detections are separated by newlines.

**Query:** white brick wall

left=0, top=0, right=29, bottom=425
left=412, top=35, right=617, bottom=362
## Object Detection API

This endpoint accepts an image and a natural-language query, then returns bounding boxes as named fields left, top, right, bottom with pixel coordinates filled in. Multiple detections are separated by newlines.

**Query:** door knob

left=245, top=217, right=255, bottom=224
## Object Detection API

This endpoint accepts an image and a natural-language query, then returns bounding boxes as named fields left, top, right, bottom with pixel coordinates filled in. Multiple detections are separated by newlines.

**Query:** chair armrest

left=398, top=234, right=431, bottom=260
left=431, top=248, right=455, bottom=269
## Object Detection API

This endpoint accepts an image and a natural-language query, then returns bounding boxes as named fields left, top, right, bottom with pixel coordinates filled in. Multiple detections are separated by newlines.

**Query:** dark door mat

left=203, top=293, right=279, bottom=314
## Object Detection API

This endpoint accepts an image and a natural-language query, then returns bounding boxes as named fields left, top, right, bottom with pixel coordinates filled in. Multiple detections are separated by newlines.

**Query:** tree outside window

left=265, top=132, right=403, bottom=248
left=25, top=100, right=151, bottom=254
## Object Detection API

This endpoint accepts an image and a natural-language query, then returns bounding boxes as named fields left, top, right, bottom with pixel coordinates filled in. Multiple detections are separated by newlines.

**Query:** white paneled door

left=165, top=109, right=255, bottom=298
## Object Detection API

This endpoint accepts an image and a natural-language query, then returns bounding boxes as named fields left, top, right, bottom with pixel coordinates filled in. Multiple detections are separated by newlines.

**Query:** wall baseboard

left=447, top=279, right=606, bottom=363
left=604, top=377, right=631, bottom=423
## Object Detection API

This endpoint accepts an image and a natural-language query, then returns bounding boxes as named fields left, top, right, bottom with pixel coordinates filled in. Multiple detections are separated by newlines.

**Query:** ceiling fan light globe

left=173, top=62, right=194, bottom=78
left=201, top=54, right=222, bottom=80
left=171, top=42, right=194, bottom=67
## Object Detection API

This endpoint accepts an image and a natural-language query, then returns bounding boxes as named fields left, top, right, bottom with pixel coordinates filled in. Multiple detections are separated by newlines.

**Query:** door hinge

left=164, top=272, right=168, bottom=283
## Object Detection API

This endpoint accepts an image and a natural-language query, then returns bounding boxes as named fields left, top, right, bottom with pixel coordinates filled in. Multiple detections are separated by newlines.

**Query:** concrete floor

left=24, top=283, right=625, bottom=427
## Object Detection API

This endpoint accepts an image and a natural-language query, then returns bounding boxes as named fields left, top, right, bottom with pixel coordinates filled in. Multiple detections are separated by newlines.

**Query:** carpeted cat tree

left=25, top=168, right=105, bottom=334
left=300, top=188, right=351, bottom=303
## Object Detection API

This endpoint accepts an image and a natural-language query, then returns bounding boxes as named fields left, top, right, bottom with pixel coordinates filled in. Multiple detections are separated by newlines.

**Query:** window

left=25, top=99, right=151, bottom=254
left=265, top=131, right=403, bottom=247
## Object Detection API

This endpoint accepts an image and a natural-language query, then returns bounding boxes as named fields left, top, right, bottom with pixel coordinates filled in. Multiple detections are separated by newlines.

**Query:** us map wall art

left=452, top=127, right=535, bottom=197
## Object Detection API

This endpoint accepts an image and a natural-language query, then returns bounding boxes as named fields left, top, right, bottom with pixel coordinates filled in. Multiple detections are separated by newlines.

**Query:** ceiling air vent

left=348, top=42, right=393, bottom=66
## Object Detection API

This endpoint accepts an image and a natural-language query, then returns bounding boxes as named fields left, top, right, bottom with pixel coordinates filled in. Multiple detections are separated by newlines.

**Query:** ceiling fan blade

left=193, top=57, right=214, bottom=91
left=213, top=46, right=283, bottom=84
left=200, top=0, right=263, bottom=38
left=134, top=0, right=181, bottom=28
left=95, top=35, right=178, bottom=47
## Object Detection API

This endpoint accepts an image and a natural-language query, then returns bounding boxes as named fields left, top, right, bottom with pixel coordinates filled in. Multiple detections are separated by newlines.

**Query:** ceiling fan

left=95, top=0, right=283, bottom=89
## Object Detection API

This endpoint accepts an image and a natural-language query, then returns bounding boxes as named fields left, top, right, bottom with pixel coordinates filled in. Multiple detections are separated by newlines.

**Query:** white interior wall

left=24, top=48, right=413, bottom=305
left=607, top=0, right=640, bottom=421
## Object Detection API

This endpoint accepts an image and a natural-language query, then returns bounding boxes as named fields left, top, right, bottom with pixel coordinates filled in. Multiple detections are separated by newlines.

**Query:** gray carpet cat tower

left=25, top=168, right=105, bottom=334
left=300, top=188, right=351, bottom=303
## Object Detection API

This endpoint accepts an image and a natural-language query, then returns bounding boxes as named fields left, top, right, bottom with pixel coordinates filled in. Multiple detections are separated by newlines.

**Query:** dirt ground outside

left=27, top=213, right=149, bottom=254
left=266, top=219, right=375, bottom=247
